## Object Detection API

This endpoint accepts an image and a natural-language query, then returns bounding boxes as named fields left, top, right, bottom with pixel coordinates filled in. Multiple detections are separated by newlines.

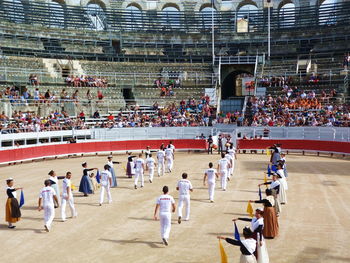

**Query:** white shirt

left=100, top=170, right=112, bottom=187
left=156, top=194, right=175, bottom=213
left=7, top=187, right=17, bottom=198
left=251, top=216, right=264, bottom=231
left=135, top=158, right=145, bottom=172
left=177, top=179, right=193, bottom=195
left=225, top=154, right=233, bottom=163
left=205, top=168, right=217, bottom=183
left=241, top=238, right=257, bottom=254
left=157, top=150, right=165, bottom=161
left=270, top=180, right=280, bottom=189
left=165, top=148, right=173, bottom=158
left=62, top=178, right=71, bottom=196
left=218, top=158, right=229, bottom=171
left=227, top=148, right=235, bottom=157
left=146, top=157, right=155, bottom=169
left=169, top=144, right=175, bottom=151
left=39, top=186, right=56, bottom=207
left=107, top=160, right=114, bottom=168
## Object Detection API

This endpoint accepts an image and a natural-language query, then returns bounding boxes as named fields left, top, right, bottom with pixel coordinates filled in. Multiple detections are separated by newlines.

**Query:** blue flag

left=258, top=187, right=262, bottom=201
left=234, top=222, right=240, bottom=241
left=267, top=164, right=271, bottom=177
left=96, top=170, right=100, bottom=184
left=19, top=190, right=24, bottom=208
left=271, top=165, right=277, bottom=173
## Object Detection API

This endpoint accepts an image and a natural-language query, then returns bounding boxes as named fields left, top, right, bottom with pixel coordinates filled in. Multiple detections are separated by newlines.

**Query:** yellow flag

left=266, top=148, right=271, bottom=156
left=246, top=201, right=254, bottom=217
left=219, top=239, right=228, bottom=263
left=264, top=173, right=267, bottom=186
left=71, top=184, right=77, bottom=191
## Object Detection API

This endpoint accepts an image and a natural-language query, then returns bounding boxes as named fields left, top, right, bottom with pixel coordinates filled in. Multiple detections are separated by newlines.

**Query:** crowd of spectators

left=65, top=75, right=108, bottom=88
left=258, top=74, right=323, bottom=88
left=0, top=110, right=87, bottom=134
left=246, top=89, right=349, bottom=127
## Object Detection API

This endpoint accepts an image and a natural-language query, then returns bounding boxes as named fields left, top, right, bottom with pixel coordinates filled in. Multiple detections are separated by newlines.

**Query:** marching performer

left=5, top=178, right=22, bottom=229
left=48, top=170, right=64, bottom=207
left=154, top=186, right=176, bottom=246
left=61, top=172, right=77, bottom=221
left=176, top=173, right=193, bottom=223
left=276, top=162, right=288, bottom=204
left=38, top=179, right=59, bottom=232
left=217, top=153, right=231, bottom=191
left=260, top=174, right=281, bottom=216
left=99, top=165, right=113, bottom=205
left=126, top=156, right=136, bottom=178
left=225, top=151, right=233, bottom=180
left=134, top=153, right=145, bottom=189
left=146, top=153, right=156, bottom=183
left=165, top=145, right=174, bottom=173
left=157, top=146, right=166, bottom=177
left=203, top=162, right=218, bottom=202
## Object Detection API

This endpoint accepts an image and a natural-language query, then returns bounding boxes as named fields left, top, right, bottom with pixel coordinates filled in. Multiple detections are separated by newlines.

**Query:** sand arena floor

left=0, top=152, right=349, bottom=263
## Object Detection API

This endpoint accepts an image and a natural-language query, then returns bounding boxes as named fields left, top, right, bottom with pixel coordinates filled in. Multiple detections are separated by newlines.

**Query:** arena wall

left=0, top=139, right=206, bottom=164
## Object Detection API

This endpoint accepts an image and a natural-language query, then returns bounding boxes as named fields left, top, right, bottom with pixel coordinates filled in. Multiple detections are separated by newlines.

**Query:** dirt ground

left=0, top=152, right=349, bottom=263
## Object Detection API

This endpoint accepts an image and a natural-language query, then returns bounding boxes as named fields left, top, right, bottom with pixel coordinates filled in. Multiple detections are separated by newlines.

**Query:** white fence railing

left=0, top=126, right=349, bottom=149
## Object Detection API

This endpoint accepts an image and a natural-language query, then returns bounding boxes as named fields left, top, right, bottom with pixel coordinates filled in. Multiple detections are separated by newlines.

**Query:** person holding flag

left=79, top=162, right=98, bottom=197
left=61, top=172, right=77, bottom=221
left=259, top=173, right=281, bottom=216
left=203, top=162, right=219, bottom=202
left=107, top=155, right=120, bottom=188
left=217, top=226, right=258, bottom=263
left=5, top=178, right=22, bottom=229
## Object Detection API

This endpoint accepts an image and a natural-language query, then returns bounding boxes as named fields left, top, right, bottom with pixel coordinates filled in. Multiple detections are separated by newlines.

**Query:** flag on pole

left=246, top=201, right=254, bottom=217
left=219, top=239, right=228, bottom=263
left=266, top=148, right=271, bottom=156
left=258, top=187, right=262, bottom=201
left=234, top=222, right=241, bottom=241
left=19, top=190, right=24, bottom=208
left=96, top=170, right=101, bottom=184
left=267, top=164, right=272, bottom=177
left=264, top=173, right=268, bottom=185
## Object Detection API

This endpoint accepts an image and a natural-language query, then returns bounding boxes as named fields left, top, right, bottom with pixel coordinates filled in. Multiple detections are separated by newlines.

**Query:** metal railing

left=0, top=1, right=349, bottom=34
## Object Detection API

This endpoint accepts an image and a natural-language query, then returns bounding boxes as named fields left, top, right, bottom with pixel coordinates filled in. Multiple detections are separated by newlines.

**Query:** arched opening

left=319, top=0, right=337, bottom=25
left=4, top=0, right=25, bottom=23
left=279, top=3, right=295, bottom=28
left=125, top=5, right=142, bottom=31
left=86, top=2, right=106, bottom=31
left=162, top=6, right=181, bottom=30
left=221, top=70, right=254, bottom=98
left=236, top=4, right=259, bottom=32
left=200, top=7, right=216, bottom=30
left=48, top=0, right=65, bottom=28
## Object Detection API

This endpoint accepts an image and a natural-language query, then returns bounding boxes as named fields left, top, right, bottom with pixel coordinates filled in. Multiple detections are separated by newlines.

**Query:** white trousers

left=166, top=157, right=173, bottom=171
left=208, top=182, right=215, bottom=201
left=44, top=205, right=55, bottom=229
left=100, top=185, right=112, bottom=204
left=177, top=194, right=190, bottom=220
left=134, top=171, right=144, bottom=187
left=148, top=168, right=154, bottom=182
left=220, top=170, right=228, bottom=190
left=61, top=195, right=77, bottom=220
left=158, top=161, right=165, bottom=176
left=160, top=212, right=171, bottom=239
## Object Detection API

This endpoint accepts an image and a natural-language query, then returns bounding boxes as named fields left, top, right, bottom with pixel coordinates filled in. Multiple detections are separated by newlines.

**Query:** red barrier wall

left=237, top=139, right=350, bottom=154
left=0, top=139, right=207, bottom=164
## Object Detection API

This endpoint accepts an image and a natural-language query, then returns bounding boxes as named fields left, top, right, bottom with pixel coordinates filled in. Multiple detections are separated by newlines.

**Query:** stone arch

left=159, top=2, right=183, bottom=12
left=80, top=0, right=109, bottom=9
left=234, top=0, right=260, bottom=12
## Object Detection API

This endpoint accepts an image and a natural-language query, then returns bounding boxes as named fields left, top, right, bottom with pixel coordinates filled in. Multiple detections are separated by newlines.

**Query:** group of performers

left=218, top=144, right=289, bottom=263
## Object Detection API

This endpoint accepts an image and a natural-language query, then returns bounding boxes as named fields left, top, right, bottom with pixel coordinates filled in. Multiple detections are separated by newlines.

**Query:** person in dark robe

left=5, top=178, right=22, bottom=229
left=79, top=162, right=98, bottom=196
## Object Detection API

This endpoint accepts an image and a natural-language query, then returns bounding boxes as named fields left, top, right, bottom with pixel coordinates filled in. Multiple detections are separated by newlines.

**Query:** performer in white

left=203, top=162, right=218, bottom=202
left=154, top=186, right=176, bottom=246
left=276, top=162, right=288, bottom=204
left=217, top=153, right=231, bottom=191
left=225, top=151, right=233, bottom=180
left=134, top=153, right=145, bottom=189
left=38, top=179, right=59, bottom=232
left=227, top=144, right=237, bottom=176
left=165, top=145, right=174, bottom=173
left=99, top=165, right=113, bottom=205
left=157, top=146, right=166, bottom=177
left=61, top=172, right=77, bottom=221
left=146, top=153, right=156, bottom=183
left=176, top=173, right=193, bottom=224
